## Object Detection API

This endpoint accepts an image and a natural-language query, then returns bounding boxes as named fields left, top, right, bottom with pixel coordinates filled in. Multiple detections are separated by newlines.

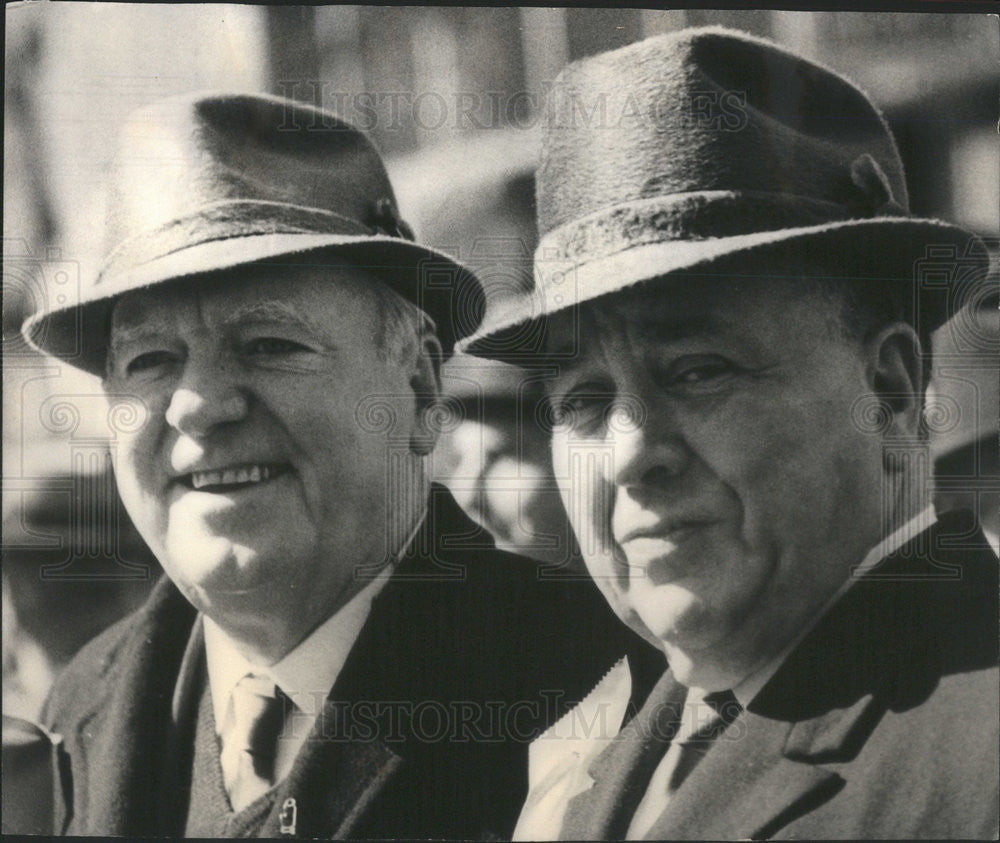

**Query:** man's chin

left=163, top=540, right=289, bottom=601
left=628, top=582, right=721, bottom=649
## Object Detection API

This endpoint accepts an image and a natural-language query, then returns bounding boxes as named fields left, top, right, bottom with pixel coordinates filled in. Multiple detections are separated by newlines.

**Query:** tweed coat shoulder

left=43, top=485, right=656, bottom=838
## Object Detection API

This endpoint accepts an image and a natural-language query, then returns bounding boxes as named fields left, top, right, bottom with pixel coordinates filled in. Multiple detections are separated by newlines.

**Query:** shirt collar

left=204, top=564, right=393, bottom=730
left=203, top=509, right=426, bottom=730
left=732, top=504, right=937, bottom=708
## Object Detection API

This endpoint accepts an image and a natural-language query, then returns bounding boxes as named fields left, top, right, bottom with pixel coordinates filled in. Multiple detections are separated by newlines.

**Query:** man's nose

left=164, top=360, right=249, bottom=439
left=608, top=395, right=690, bottom=493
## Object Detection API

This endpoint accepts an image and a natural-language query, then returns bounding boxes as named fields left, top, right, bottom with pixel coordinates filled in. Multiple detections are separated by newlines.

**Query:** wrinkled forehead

left=110, top=282, right=197, bottom=337
left=542, top=276, right=745, bottom=351
left=108, top=265, right=375, bottom=340
left=541, top=274, right=829, bottom=369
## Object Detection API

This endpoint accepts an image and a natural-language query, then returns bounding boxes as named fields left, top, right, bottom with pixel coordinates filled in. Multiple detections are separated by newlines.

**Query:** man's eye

left=549, top=387, right=613, bottom=428
left=663, top=356, right=738, bottom=388
left=244, top=337, right=310, bottom=356
left=125, top=350, right=174, bottom=376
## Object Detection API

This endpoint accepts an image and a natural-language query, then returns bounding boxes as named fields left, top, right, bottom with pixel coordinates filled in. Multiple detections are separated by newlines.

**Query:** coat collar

left=61, top=575, right=413, bottom=838
left=57, top=576, right=197, bottom=835
left=557, top=670, right=867, bottom=841
left=642, top=700, right=859, bottom=839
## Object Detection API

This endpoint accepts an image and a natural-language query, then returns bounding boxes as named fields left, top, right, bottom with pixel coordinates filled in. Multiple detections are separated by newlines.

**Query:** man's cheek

left=111, top=439, right=143, bottom=507
left=551, top=434, right=573, bottom=525
left=554, top=439, right=615, bottom=557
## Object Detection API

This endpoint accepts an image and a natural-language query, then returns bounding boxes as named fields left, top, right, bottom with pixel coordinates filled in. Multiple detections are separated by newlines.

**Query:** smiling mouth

left=180, top=463, right=290, bottom=492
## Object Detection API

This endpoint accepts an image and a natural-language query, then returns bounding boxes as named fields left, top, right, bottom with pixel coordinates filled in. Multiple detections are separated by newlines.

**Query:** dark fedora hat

left=22, top=92, right=485, bottom=373
left=462, top=27, right=989, bottom=360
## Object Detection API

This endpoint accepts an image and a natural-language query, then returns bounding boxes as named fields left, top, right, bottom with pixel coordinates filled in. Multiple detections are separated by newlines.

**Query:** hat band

left=98, top=200, right=405, bottom=285
left=534, top=189, right=907, bottom=269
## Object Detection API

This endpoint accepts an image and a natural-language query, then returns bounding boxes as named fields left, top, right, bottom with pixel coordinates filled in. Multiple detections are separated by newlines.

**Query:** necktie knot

left=233, top=676, right=284, bottom=762
left=696, top=689, right=741, bottom=740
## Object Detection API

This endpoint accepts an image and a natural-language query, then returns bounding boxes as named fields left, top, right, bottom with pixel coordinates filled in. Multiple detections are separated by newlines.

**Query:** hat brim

left=462, top=216, right=991, bottom=362
left=23, top=232, right=485, bottom=375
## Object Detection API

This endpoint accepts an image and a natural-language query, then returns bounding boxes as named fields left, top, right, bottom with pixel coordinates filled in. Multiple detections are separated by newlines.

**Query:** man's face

left=546, top=278, right=884, bottom=683
left=105, top=265, right=423, bottom=631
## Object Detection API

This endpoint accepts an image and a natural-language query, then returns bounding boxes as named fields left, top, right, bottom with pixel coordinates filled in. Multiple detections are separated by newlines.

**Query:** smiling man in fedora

left=22, top=92, right=647, bottom=838
left=464, top=27, right=998, bottom=839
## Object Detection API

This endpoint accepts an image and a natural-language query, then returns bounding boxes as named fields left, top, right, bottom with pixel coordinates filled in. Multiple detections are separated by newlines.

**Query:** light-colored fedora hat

left=22, top=91, right=485, bottom=374
left=462, top=27, right=990, bottom=360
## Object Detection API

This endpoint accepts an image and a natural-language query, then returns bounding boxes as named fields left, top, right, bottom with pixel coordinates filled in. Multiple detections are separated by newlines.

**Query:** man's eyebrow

left=108, top=323, right=167, bottom=349
left=543, top=335, right=577, bottom=359
left=544, top=310, right=722, bottom=359
left=542, top=310, right=735, bottom=387
left=627, top=311, right=723, bottom=339
left=109, top=301, right=328, bottom=350
left=219, top=300, right=324, bottom=334
left=545, top=357, right=590, bottom=386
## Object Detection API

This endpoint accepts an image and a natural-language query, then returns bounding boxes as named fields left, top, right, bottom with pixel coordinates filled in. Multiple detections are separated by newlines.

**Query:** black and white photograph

left=3, top=4, right=998, bottom=839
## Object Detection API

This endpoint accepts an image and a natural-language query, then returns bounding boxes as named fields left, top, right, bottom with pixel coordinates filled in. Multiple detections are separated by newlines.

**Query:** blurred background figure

left=389, top=122, right=583, bottom=569
left=3, top=5, right=996, bottom=707
left=3, top=454, right=157, bottom=722
left=2, top=713, right=55, bottom=834
left=435, top=357, right=581, bottom=569
left=2, top=453, right=157, bottom=834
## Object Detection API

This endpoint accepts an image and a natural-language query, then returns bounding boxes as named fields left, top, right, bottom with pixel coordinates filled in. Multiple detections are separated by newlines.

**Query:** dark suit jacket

left=42, top=486, right=655, bottom=838
left=563, top=510, right=999, bottom=840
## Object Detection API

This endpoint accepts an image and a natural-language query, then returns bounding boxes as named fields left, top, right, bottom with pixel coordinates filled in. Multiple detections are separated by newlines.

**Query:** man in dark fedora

left=22, top=92, right=648, bottom=838
left=463, top=27, right=998, bottom=839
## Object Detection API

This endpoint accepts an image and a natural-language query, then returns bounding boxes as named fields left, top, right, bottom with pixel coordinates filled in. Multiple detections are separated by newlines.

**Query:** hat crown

left=537, top=27, right=909, bottom=236
left=103, top=92, right=402, bottom=268
left=24, top=91, right=485, bottom=373
left=461, top=26, right=986, bottom=361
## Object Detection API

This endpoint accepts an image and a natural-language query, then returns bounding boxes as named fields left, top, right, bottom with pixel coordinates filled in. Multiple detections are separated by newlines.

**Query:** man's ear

left=408, top=332, right=444, bottom=456
left=864, top=320, right=925, bottom=455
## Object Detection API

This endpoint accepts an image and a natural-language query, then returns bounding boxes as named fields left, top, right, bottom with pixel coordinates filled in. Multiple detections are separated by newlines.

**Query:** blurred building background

left=4, top=6, right=998, bottom=716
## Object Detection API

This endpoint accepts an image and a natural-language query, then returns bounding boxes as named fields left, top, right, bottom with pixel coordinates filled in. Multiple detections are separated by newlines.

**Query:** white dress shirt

left=513, top=657, right=634, bottom=841
left=204, top=563, right=393, bottom=791
left=514, top=505, right=938, bottom=840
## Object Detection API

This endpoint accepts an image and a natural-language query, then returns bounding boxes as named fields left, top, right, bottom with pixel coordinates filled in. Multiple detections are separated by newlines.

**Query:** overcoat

left=44, top=486, right=654, bottom=838
left=557, top=509, right=999, bottom=840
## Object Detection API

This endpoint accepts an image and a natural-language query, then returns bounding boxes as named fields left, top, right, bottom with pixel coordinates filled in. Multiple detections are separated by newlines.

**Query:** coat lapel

left=642, top=700, right=873, bottom=840
left=253, top=494, right=469, bottom=838
left=63, top=578, right=196, bottom=834
left=559, top=669, right=688, bottom=840
left=255, top=695, right=405, bottom=838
